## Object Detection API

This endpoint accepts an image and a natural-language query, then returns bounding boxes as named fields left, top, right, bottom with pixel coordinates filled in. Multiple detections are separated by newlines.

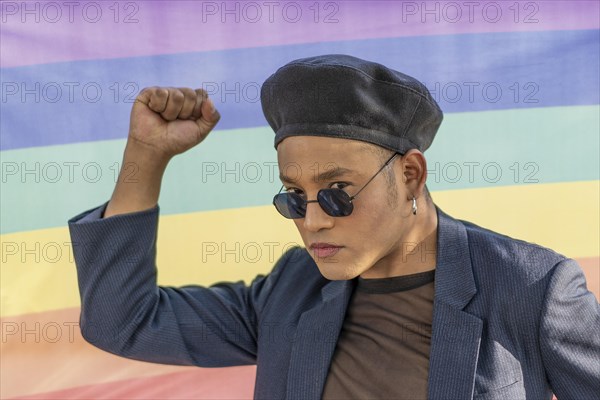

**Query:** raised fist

left=128, top=87, right=220, bottom=159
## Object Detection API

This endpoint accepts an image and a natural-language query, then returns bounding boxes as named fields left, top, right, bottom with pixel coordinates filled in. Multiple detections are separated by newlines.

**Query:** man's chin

left=314, top=261, right=361, bottom=281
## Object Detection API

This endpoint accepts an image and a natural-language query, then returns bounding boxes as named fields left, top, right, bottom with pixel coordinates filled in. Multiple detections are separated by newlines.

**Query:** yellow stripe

left=433, top=180, right=599, bottom=258
left=1, top=180, right=598, bottom=317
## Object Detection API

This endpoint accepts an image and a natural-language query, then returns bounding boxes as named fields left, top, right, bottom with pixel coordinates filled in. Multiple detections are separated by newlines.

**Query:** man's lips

left=309, top=243, right=343, bottom=258
left=310, top=242, right=343, bottom=249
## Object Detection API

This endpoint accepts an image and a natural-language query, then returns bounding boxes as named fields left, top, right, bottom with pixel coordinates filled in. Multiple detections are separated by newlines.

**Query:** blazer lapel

left=427, top=205, right=483, bottom=399
left=285, top=277, right=355, bottom=400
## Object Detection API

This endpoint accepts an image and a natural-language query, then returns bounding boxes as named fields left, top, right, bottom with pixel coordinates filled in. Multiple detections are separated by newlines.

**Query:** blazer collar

left=432, top=204, right=477, bottom=308
left=285, top=205, right=482, bottom=399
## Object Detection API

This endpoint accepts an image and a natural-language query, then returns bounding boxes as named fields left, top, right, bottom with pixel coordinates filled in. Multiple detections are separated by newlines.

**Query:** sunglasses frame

left=273, top=151, right=400, bottom=219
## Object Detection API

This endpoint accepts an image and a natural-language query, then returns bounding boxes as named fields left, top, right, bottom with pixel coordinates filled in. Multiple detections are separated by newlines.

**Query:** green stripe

left=1, top=105, right=598, bottom=234
left=427, top=105, right=599, bottom=190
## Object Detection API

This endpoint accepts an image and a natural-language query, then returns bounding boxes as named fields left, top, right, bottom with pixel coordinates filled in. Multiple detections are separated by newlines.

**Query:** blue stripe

left=1, top=29, right=598, bottom=150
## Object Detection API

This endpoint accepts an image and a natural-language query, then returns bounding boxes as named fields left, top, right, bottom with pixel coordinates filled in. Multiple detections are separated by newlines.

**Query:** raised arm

left=68, top=86, right=292, bottom=367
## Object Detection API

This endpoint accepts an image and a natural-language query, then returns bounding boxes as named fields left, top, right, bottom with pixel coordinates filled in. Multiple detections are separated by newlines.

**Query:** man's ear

left=400, top=149, right=428, bottom=197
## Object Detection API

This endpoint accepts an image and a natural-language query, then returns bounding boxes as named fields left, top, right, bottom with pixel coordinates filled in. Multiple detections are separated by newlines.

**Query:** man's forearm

left=104, top=140, right=170, bottom=218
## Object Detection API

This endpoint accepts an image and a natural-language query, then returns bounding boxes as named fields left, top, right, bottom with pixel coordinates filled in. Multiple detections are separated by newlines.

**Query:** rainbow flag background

left=1, top=1, right=599, bottom=398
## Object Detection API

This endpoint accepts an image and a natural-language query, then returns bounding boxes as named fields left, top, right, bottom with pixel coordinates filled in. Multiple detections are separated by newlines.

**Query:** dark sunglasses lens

left=273, top=193, right=306, bottom=219
left=318, top=189, right=353, bottom=217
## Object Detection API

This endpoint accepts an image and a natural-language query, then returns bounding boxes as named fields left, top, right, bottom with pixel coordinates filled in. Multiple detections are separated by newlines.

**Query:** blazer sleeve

left=67, top=202, right=298, bottom=368
left=539, top=258, right=600, bottom=399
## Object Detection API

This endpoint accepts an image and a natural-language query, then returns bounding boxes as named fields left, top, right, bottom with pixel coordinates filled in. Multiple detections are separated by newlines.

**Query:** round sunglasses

left=273, top=152, right=399, bottom=219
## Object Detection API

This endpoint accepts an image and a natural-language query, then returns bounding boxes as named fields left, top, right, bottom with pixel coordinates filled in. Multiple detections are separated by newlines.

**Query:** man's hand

left=104, top=87, right=220, bottom=218
left=129, top=87, right=221, bottom=160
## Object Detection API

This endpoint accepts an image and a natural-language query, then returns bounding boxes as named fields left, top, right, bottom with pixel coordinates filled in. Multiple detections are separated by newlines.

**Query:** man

left=68, top=55, right=599, bottom=399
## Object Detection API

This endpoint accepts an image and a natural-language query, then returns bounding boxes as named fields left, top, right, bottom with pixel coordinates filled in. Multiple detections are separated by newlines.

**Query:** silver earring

left=412, top=196, right=417, bottom=215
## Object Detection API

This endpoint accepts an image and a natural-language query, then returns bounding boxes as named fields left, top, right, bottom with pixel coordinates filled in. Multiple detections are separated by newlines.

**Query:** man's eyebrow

left=279, top=166, right=356, bottom=183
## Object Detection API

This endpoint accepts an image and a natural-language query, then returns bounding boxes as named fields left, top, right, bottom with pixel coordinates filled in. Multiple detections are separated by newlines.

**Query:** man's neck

left=361, top=202, right=439, bottom=279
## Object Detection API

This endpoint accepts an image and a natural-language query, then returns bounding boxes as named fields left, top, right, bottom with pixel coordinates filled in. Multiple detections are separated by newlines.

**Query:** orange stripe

left=0, top=307, right=253, bottom=399
left=577, top=257, right=600, bottom=296
left=10, top=368, right=255, bottom=400
left=2, top=257, right=598, bottom=398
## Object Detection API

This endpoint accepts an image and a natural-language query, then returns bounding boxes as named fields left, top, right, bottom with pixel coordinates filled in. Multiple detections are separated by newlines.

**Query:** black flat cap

left=260, top=54, right=443, bottom=154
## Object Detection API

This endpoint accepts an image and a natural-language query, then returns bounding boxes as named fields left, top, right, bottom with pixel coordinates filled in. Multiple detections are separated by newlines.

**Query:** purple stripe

left=1, top=1, right=598, bottom=68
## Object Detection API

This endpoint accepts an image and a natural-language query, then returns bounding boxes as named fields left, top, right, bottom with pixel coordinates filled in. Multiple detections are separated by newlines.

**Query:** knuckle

left=195, top=88, right=208, bottom=98
left=183, top=93, right=197, bottom=105
left=171, top=90, right=185, bottom=102
left=155, top=88, right=168, bottom=99
left=137, top=86, right=153, bottom=98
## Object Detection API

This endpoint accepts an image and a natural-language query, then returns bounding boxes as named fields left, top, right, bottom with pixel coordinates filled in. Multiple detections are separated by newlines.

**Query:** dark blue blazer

left=68, top=202, right=600, bottom=399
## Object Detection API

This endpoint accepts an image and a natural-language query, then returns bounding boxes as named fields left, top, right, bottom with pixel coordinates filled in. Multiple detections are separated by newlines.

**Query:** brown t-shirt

left=321, top=269, right=436, bottom=400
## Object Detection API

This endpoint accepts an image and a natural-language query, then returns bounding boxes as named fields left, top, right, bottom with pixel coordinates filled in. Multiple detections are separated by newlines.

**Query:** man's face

left=277, top=136, right=413, bottom=280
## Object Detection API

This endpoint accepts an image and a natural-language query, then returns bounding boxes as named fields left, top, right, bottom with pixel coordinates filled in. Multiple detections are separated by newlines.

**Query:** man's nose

left=303, top=200, right=335, bottom=232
